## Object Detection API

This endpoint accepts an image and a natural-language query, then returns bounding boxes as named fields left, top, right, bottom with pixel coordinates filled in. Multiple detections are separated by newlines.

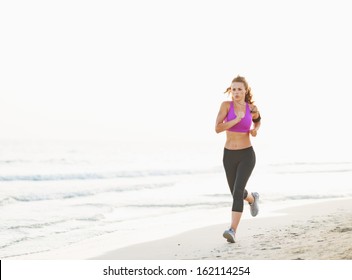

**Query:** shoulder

left=223, top=100, right=232, bottom=106
left=217, top=101, right=231, bottom=117
left=220, top=101, right=231, bottom=110
left=249, top=103, right=259, bottom=113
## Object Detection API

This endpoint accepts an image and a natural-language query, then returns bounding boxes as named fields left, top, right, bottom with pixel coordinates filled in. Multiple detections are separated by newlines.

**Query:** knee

left=233, top=188, right=244, bottom=200
left=232, top=199, right=244, bottom=212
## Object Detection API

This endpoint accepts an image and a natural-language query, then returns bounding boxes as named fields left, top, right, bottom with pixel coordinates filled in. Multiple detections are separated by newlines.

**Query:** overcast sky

left=1, top=0, right=351, bottom=161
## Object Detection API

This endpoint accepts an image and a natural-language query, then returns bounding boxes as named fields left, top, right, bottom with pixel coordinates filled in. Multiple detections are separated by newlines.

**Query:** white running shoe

left=223, top=228, right=236, bottom=243
left=249, top=192, right=259, bottom=217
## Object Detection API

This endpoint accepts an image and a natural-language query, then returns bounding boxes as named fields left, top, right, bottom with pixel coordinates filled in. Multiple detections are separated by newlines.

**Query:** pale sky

left=1, top=0, right=352, bottom=161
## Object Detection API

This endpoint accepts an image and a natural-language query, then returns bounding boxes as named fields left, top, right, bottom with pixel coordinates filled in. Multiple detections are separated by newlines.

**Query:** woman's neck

left=234, top=100, right=246, bottom=106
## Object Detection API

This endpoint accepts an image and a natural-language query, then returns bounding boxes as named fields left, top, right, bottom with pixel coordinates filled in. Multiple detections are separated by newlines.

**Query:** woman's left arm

left=250, top=105, right=261, bottom=137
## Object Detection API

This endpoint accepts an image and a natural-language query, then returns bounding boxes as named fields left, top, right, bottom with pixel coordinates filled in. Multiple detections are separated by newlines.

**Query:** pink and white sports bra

left=225, top=102, right=252, bottom=133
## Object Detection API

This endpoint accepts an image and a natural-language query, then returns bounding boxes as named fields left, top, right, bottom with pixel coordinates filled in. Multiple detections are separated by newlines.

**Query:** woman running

left=215, top=75, right=261, bottom=243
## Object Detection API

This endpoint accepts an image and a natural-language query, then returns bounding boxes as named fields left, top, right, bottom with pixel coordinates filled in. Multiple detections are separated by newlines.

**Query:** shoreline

left=6, top=197, right=352, bottom=260
left=92, top=197, right=352, bottom=260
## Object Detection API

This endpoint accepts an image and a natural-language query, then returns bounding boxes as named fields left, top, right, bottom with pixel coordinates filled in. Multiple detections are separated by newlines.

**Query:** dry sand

left=92, top=198, right=352, bottom=260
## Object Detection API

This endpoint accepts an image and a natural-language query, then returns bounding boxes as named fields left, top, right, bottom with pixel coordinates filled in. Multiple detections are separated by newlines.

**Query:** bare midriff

left=225, top=131, right=252, bottom=150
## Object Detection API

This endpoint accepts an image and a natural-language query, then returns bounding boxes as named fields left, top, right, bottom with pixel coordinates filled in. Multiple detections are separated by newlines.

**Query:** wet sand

left=93, top=198, right=352, bottom=260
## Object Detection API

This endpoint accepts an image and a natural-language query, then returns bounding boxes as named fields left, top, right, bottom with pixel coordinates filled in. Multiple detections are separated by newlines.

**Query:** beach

left=1, top=139, right=352, bottom=260
left=92, top=198, right=352, bottom=260
left=3, top=198, right=352, bottom=280
left=3, top=4, right=352, bottom=280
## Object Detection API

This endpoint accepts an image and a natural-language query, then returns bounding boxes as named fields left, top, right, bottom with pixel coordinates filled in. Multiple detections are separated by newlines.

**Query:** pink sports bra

left=225, top=102, right=252, bottom=133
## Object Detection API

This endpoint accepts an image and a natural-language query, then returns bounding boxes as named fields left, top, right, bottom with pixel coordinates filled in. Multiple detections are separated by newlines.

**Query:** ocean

left=1, top=138, right=351, bottom=259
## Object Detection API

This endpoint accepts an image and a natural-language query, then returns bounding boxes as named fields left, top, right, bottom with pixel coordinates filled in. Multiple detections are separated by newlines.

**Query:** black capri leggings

left=223, top=146, right=256, bottom=212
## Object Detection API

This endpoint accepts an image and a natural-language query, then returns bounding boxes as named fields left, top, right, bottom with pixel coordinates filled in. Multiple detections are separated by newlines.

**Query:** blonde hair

left=224, top=75, right=254, bottom=104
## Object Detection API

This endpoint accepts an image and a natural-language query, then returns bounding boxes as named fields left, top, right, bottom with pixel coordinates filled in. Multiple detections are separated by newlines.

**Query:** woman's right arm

left=215, top=101, right=243, bottom=133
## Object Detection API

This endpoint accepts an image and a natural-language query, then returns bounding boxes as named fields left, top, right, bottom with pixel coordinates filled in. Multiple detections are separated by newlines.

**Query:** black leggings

left=223, top=147, right=256, bottom=212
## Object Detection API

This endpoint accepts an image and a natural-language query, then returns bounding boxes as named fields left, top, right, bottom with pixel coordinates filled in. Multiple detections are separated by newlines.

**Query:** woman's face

left=230, top=82, right=246, bottom=101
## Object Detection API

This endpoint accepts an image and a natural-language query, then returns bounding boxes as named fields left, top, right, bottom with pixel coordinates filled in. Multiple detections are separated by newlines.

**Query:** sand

left=92, top=198, right=352, bottom=260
